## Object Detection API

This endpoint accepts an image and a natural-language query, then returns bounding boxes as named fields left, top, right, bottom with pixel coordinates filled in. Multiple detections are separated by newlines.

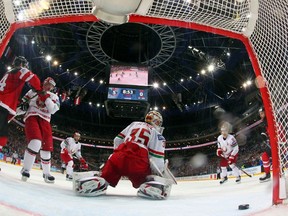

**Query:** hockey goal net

left=0, top=0, right=287, bottom=205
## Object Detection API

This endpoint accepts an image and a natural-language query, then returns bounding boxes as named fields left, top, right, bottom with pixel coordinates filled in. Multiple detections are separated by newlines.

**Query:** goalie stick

left=150, top=159, right=177, bottom=185
left=164, top=159, right=178, bottom=184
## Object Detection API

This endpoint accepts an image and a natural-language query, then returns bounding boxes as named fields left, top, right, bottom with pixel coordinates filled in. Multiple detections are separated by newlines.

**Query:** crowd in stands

left=1, top=110, right=266, bottom=178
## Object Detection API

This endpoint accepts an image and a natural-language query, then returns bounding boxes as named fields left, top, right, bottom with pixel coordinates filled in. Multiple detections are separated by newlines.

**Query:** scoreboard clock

left=108, top=87, right=148, bottom=101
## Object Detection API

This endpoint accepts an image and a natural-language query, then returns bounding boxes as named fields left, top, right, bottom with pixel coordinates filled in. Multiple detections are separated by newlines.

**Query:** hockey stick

left=164, top=159, right=178, bottom=184
left=221, top=155, right=252, bottom=178
left=87, top=162, right=105, bottom=171
left=237, top=166, right=252, bottom=178
left=150, top=159, right=177, bottom=184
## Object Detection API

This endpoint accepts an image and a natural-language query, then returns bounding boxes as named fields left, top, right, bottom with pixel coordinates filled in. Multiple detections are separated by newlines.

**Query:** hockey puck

left=238, top=204, right=249, bottom=210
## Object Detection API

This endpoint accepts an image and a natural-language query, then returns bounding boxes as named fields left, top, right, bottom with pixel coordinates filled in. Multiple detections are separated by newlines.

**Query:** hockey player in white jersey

left=20, top=77, right=60, bottom=183
left=216, top=123, right=241, bottom=184
left=73, top=111, right=174, bottom=199
left=60, top=132, right=88, bottom=180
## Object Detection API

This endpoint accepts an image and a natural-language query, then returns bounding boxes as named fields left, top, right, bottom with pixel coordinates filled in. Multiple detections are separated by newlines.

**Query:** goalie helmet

left=145, top=111, right=163, bottom=130
left=13, top=56, right=29, bottom=68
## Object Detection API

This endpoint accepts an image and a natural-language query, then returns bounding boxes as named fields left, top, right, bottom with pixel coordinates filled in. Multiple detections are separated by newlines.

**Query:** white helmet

left=220, top=122, right=232, bottom=135
left=43, top=77, right=56, bottom=87
left=145, top=111, right=163, bottom=130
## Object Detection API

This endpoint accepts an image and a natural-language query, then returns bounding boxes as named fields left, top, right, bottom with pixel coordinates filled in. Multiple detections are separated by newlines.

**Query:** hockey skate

left=259, top=172, right=271, bottom=183
left=220, top=176, right=228, bottom=184
left=43, top=174, right=55, bottom=183
left=66, top=174, right=73, bottom=181
left=235, top=176, right=241, bottom=183
left=21, top=168, right=30, bottom=182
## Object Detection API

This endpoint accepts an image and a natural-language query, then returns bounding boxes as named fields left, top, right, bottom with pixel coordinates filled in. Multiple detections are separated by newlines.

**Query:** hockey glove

left=228, top=155, right=235, bottom=164
left=216, top=148, right=223, bottom=157
left=19, top=102, right=29, bottom=111
left=61, top=148, right=68, bottom=154
left=15, top=101, right=29, bottom=116
left=36, top=92, right=50, bottom=108
left=37, top=91, right=50, bottom=102
left=79, top=158, right=88, bottom=170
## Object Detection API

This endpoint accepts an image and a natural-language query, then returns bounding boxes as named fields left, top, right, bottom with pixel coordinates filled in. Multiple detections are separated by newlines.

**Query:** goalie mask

left=145, top=111, right=163, bottom=132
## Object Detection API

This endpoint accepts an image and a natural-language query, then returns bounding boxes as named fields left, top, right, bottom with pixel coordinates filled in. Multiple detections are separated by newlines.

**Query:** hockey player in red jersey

left=258, top=107, right=272, bottom=182
left=20, top=77, right=60, bottom=183
left=216, top=122, right=241, bottom=184
left=0, top=56, right=41, bottom=150
left=73, top=111, right=174, bottom=199
left=60, top=132, right=88, bottom=181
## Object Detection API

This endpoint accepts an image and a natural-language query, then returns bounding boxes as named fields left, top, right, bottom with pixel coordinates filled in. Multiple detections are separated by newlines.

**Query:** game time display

left=108, top=87, right=148, bottom=101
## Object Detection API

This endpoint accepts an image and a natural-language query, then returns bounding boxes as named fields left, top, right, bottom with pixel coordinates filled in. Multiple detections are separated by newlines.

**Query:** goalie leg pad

left=75, top=176, right=108, bottom=197
left=137, top=181, right=172, bottom=200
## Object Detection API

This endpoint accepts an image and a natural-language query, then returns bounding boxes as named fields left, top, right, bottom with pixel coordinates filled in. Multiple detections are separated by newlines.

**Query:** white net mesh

left=250, top=0, right=288, bottom=174
left=0, top=0, right=12, bottom=46
left=0, top=0, right=287, bottom=202
left=147, top=0, right=251, bottom=33
left=12, top=0, right=92, bottom=20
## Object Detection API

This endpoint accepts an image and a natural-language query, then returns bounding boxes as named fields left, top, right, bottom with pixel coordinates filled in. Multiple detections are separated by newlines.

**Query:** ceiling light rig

left=86, top=22, right=176, bottom=67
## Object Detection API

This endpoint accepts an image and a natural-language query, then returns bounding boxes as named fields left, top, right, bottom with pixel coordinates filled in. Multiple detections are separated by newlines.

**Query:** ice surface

left=0, top=161, right=287, bottom=216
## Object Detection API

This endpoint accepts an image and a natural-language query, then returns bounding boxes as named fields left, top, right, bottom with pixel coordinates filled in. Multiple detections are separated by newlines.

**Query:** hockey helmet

left=43, top=77, right=56, bottom=87
left=145, top=111, right=163, bottom=130
left=220, top=122, right=232, bottom=136
left=74, top=132, right=81, bottom=137
left=73, top=132, right=81, bottom=142
left=43, top=77, right=56, bottom=91
left=259, top=106, right=266, bottom=120
left=13, top=56, right=29, bottom=68
left=259, top=107, right=265, bottom=113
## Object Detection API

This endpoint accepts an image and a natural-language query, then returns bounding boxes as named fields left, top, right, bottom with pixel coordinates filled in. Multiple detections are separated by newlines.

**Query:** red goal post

left=0, top=0, right=287, bottom=205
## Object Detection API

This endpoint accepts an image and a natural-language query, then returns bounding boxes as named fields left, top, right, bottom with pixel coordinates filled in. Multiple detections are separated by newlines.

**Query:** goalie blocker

left=73, top=172, right=173, bottom=200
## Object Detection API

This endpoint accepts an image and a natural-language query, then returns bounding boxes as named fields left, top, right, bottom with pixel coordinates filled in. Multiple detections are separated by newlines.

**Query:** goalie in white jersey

left=73, top=111, right=174, bottom=199
left=216, top=123, right=241, bottom=184
left=60, top=132, right=88, bottom=181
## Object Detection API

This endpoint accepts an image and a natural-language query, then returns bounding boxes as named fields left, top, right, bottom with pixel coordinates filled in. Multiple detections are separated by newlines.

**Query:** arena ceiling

left=0, top=21, right=260, bottom=127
